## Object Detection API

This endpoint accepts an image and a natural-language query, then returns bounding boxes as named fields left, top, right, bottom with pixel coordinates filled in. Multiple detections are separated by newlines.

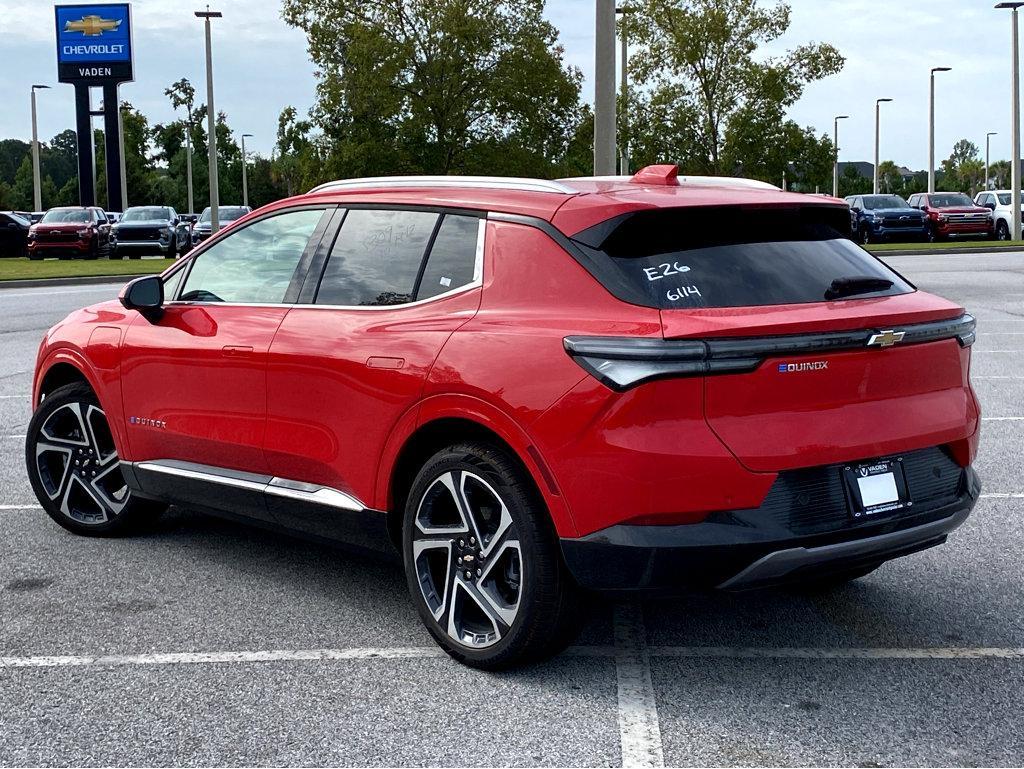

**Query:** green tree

left=837, top=165, right=871, bottom=197
left=988, top=159, right=1011, bottom=190
left=627, top=0, right=844, bottom=175
left=282, top=0, right=584, bottom=177
left=941, top=139, right=983, bottom=194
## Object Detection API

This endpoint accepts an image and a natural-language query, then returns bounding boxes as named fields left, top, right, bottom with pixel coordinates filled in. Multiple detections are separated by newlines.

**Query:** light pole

left=833, top=114, right=849, bottom=198
left=594, top=0, right=617, bottom=175
left=196, top=7, right=222, bottom=232
left=183, top=122, right=194, bottom=214
left=874, top=98, right=893, bottom=194
left=928, top=67, right=951, bottom=194
left=30, top=85, right=50, bottom=212
left=616, top=4, right=632, bottom=174
left=986, top=131, right=999, bottom=190
left=241, top=133, right=252, bottom=208
left=998, top=2, right=1024, bottom=240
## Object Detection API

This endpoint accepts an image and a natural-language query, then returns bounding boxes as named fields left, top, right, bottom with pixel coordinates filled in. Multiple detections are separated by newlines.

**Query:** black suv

left=113, top=206, right=193, bottom=259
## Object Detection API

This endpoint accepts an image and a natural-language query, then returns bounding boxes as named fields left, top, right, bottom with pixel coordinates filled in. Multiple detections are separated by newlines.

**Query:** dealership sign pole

left=55, top=3, right=134, bottom=209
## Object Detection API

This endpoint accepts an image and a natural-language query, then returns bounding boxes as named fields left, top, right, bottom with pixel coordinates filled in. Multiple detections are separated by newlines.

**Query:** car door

left=263, top=207, right=484, bottom=545
left=0, top=214, right=19, bottom=257
left=120, top=205, right=335, bottom=517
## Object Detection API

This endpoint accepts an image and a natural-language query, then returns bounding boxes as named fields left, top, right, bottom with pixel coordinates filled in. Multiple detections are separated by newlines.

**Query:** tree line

left=0, top=0, right=1010, bottom=214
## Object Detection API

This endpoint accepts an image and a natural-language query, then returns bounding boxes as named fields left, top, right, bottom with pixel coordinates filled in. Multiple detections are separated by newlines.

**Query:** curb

left=0, top=274, right=147, bottom=290
left=869, top=245, right=1024, bottom=257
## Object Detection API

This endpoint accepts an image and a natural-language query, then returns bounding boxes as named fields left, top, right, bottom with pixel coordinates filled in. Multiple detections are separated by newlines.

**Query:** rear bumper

left=560, top=466, right=980, bottom=592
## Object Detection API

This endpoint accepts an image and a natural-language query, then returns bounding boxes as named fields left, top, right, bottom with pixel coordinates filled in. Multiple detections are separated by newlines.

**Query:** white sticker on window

left=439, top=276, right=452, bottom=287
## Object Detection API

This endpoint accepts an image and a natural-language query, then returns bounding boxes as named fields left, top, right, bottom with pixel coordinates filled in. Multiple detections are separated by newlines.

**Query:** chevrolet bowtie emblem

left=867, top=329, right=906, bottom=348
left=64, top=15, right=122, bottom=36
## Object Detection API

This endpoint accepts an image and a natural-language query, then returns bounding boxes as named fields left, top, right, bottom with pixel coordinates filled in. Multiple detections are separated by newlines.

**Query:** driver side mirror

left=984, top=202, right=996, bottom=210
left=119, top=275, right=163, bottom=322
left=188, top=214, right=198, bottom=224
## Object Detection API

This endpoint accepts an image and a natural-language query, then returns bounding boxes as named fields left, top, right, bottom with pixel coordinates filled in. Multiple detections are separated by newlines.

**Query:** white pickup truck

left=974, top=190, right=1024, bottom=240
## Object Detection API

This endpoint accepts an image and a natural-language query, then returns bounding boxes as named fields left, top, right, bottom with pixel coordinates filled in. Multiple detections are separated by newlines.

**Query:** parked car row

left=845, top=193, right=994, bottom=243
left=0, top=204, right=252, bottom=259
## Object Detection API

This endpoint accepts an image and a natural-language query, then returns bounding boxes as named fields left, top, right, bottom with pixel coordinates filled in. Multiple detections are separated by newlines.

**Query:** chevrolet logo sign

left=64, top=15, right=121, bottom=36
left=867, top=329, right=906, bottom=348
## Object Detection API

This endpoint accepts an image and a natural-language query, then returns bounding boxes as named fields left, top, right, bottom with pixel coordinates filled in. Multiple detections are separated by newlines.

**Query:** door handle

left=221, top=345, right=254, bottom=357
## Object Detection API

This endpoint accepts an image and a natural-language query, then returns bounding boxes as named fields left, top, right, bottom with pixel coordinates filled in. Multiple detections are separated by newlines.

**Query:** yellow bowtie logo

left=64, top=15, right=121, bottom=36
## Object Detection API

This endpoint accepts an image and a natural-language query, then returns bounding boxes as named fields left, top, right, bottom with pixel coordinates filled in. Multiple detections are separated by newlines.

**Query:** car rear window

left=570, top=206, right=914, bottom=309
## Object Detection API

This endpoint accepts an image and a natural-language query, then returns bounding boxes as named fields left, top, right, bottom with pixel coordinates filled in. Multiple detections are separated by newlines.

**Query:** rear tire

left=402, top=441, right=581, bottom=669
left=25, top=383, right=166, bottom=537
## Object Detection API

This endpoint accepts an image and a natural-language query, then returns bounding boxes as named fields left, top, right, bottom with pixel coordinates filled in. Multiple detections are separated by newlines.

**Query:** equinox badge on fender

left=778, top=361, right=829, bottom=373
left=867, top=329, right=906, bottom=348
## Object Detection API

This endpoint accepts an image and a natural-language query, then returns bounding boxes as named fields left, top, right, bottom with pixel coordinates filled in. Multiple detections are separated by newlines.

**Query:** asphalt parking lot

left=0, top=253, right=1022, bottom=767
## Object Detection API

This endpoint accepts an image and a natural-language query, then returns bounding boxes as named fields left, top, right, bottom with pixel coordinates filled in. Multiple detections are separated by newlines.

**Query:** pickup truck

left=907, top=193, right=993, bottom=242
left=973, top=190, right=1023, bottom=240
left=844, top=194, right=927, bottom=244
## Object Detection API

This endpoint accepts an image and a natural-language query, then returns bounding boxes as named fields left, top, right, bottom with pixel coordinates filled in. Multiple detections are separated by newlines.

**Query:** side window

left=179, top=208, right=326, bottom=304
left=161, top=265, right=186, bottom=300
left=418, top=215, right=480, bottom=300
left=315, top=209, right=438, bottom=306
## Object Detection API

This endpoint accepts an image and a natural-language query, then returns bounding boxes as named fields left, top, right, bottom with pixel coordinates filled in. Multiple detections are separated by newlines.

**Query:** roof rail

left=308, top=175, right=578, bottom=195
left=559, top=174, right=781, bottom=191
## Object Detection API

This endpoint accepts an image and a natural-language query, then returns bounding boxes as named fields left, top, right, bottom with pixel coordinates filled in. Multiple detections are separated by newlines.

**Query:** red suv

left=25, top=166, right=981, bottom=668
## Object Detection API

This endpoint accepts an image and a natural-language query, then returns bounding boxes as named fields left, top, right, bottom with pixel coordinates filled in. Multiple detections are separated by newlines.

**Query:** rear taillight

left=565, top=313, right=976, bottom=391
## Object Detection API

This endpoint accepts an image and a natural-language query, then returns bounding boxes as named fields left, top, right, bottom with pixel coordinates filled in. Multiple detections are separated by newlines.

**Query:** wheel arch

left=33, top=351, right=129, bottom=458
left=378, top=397, right=578, bottom=549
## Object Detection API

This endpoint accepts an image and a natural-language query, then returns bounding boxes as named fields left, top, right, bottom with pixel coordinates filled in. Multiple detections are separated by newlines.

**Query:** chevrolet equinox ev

left=25, top=165, right=981, bottom=668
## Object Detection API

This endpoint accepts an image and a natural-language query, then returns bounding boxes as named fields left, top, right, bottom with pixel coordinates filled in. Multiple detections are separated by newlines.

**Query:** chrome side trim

left=266, top=477, right=363, bottom=512
left=133, top=460, right=367, bottom=512
left=309, top=175, right=578, bottom=195
left=136, top=461, right=268, bottom=493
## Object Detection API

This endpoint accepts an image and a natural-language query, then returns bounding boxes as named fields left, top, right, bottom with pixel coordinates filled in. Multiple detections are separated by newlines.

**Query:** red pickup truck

left=907, top=192, right=994, bottom=241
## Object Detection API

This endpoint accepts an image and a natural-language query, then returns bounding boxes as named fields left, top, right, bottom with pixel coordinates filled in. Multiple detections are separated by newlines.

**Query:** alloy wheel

left=412, top=470, right=523, bottom=649
left=33, top=402, right=130, bottom=524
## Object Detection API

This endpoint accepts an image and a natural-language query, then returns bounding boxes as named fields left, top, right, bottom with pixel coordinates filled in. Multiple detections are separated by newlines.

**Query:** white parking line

left=2, top=644, right=1023, bottom=672
left=0, top=395, right=25, bottom=399
left=0, top=435, right=25, bottom=439
left=647, top=647, right=1024, bottom=659
left=982, top=417, right=1024, bottom=421
left=613, top=604, right=665, bottom=769
left=0, top=505, right=42, bottom=510
left=974, top=376, right=1024, bottom=380
left=981, top=493, right=1024, bottom=499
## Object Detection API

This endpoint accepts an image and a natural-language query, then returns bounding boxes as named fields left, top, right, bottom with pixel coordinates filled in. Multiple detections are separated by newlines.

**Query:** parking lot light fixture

left=833, top=115, right=849, bottom=198
left=929, top=67, right=952, bottom=194
left=997, top=2, right=1024, bottom=239
left=196, top=7, right=223, bottom=232
left=30, top=85, right=50, bottom=212
left=241, top=133, right=252, bottom=208
left=986, top=131, right=999, bottom=190
left=874, top=98, right=893, bottom=195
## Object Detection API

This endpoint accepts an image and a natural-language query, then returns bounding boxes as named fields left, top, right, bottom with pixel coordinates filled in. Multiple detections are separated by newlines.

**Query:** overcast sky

left=0, top=0, right=1014, bottom=171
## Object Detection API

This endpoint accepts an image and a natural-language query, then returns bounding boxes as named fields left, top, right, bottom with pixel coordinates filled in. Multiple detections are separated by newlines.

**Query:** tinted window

left=998, top=193, right=1012, bottom=205
left=572, top=206, right=913, bottom=310
left=417, top=215, right=480, bottom=300
left=862, top=195, right=909, bottom=210
left=316, top=209, right=438, bottom=306
left=928, top=193, right=974, bottom=207
left=179, top=209, right=325, bottom=303
left=41, top=209, right=91, bottom=224
left=123, top=207, right=172, bottom=221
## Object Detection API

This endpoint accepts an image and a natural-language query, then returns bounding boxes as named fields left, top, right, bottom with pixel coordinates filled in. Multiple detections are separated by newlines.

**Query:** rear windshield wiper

left=824, top=276, right=894, bottom=301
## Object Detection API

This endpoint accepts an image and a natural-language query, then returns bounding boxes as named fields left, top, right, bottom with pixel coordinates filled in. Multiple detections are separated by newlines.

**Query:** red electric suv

left=25, top=166, right=981, bottom=668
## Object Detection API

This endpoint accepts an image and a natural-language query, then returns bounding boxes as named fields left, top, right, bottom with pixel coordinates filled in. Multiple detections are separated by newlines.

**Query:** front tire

left=860, top=225, right=873, bottom=245
left=997, top=220, right=1010, bottom=241
left=25, top=383, right=165, bottom=537
left=403, top=442, right=580, bottom=669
